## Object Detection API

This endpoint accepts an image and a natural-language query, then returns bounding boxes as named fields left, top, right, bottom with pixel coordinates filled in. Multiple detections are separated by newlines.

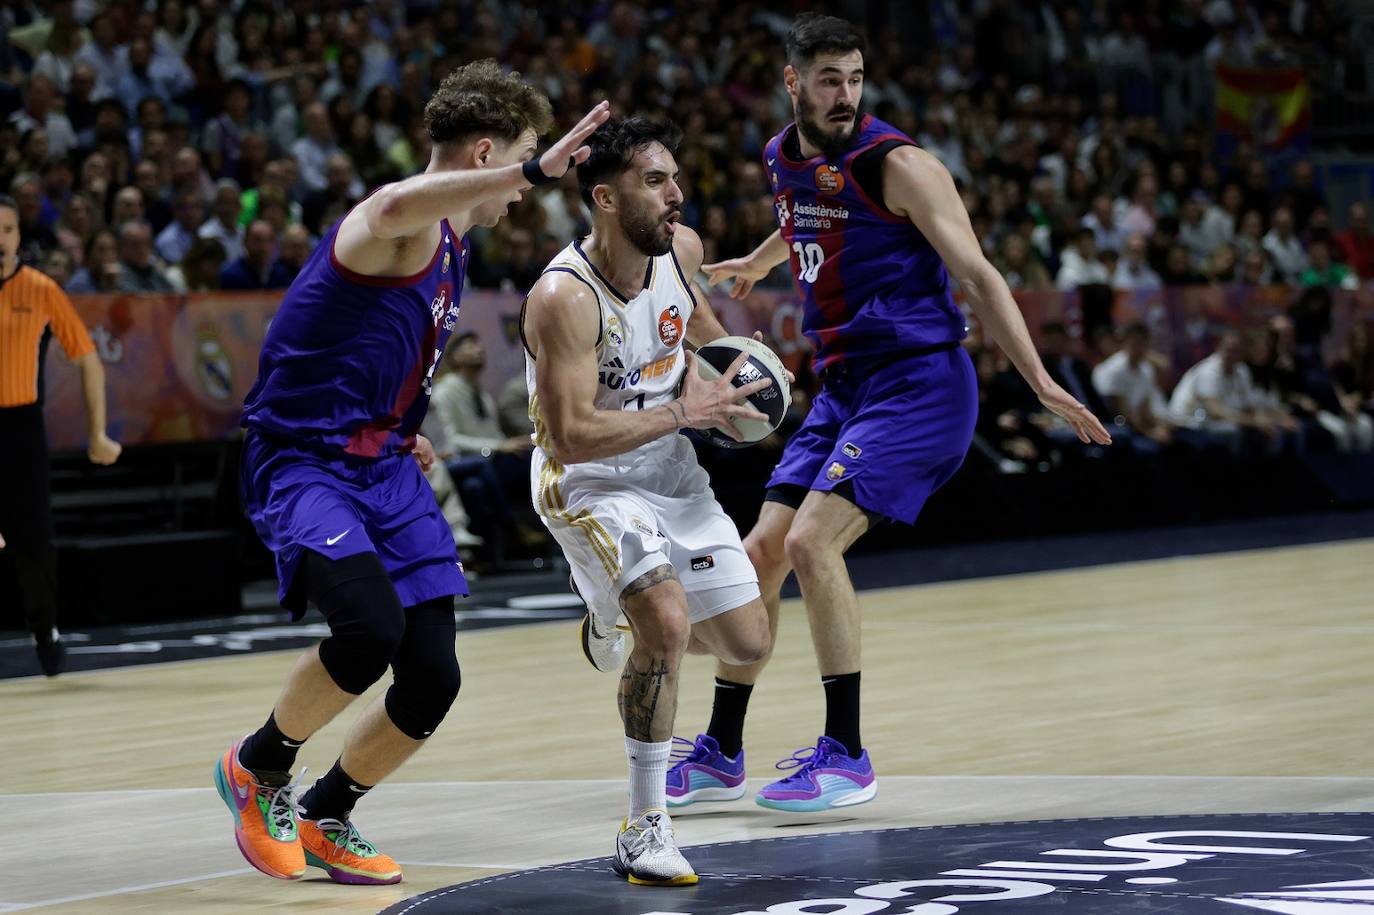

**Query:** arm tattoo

left=620, top=563, right=677, bottom=603
left=665, top=401, right=686, bottom=429
left=618, top=656, right=671, bottom=742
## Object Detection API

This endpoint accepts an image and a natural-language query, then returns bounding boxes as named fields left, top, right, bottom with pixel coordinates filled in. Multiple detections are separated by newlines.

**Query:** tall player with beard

left=521, top=118, right=780, bottom=885
left=674, top=15, right=1113, bottom=812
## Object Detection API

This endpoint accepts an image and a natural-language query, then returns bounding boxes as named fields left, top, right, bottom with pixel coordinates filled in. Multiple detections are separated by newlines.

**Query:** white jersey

left=525, top=239, right=695, bottom=468
left=522, top=239, right=758, bottom=615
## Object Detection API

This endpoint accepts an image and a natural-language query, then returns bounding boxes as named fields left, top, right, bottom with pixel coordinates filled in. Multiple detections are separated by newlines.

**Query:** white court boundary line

left=0, top=868, right=252, bottom=912
left=5, top=774, right=1374, bottom=799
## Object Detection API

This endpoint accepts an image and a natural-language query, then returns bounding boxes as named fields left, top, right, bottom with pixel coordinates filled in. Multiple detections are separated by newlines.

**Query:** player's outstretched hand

left=677, top=350, right=771, bottom=442
left=703, top=256, right=770, bottom=300
left=538, top=101, right=611, bottom=180
left=88, top=432, right=121, bottom=465
left=413, top=434, right=436, bottom=472
left=0, top=530, right=6, bottom=549
left=1038, top=382, right=1113, bottom=445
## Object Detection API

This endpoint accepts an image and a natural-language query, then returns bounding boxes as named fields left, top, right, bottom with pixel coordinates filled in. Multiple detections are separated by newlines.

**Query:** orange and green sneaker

left=299, top=816, right=403, bottom=885
left=212, top=740, right=306, bottom=880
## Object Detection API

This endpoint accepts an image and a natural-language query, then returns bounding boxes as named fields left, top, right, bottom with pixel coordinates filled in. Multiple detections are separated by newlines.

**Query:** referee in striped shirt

left=0, top=194, right=121, bottom=676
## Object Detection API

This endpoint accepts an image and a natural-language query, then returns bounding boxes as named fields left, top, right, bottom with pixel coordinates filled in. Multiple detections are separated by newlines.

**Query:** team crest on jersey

left=657, top=305, right=683, bottom=347
left=826, top=461, right=846, bottom=480
left=604, top=314, right=624, bottom=350
left=815, top=164, right=845, bottom=195
left=442, top=251, right=451, bottom=273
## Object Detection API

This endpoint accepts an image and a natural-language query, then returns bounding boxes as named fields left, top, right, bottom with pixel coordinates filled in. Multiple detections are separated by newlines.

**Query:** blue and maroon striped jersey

left=241, top=213, right=468, bottom=458
left=764, top=114, right=967, bottom=372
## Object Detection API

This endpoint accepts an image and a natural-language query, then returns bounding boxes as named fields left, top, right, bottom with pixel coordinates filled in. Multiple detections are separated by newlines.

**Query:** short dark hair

left=578, top=117, right=683, bottom=207
left=423, top=59, right=553, bottom=146
left=0, top=194, right=16, bottom=217
left=785, top=13, right=866, bottom=70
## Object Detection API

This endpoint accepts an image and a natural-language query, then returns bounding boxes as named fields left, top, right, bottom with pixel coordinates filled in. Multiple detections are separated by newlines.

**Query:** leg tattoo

left=619, top=657, right=671, bottom=742
left=620, top=563, right=677, bottom=605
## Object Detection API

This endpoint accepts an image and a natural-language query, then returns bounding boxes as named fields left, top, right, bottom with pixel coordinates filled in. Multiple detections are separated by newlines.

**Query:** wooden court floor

left=2, top=539, right=1372, bottom=912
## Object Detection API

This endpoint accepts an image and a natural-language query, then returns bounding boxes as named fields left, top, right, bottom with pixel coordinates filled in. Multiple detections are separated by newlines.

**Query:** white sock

left=625, top=736, right=671, bottom=820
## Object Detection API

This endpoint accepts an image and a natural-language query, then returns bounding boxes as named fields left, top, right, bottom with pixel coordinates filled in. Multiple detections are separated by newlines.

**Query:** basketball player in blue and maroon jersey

left=676, top=15, right=1112, bottom=812
left=214, top=60, right=609, bottom=886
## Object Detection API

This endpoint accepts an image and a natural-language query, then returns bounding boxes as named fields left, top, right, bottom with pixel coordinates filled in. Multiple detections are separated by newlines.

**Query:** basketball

left=692, top=336, right=791, bottom=449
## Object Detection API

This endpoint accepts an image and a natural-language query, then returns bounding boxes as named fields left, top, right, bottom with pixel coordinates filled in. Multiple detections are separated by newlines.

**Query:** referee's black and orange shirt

left=0, top=266, right=96, bottom=408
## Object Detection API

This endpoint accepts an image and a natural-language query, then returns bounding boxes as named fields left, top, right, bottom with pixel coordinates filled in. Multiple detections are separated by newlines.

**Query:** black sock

left=705, top=677, right=753, bottom=759
left=822, top=671, right=862, bottom=758
left=299, top=759, right=372, bottom=822
left=238, top=712, right=304, bottom=775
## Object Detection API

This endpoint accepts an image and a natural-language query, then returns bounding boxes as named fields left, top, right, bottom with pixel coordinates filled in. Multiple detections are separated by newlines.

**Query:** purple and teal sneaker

left=665, top=734, right=747, bottom=807
left=755, top=736, right=877, bottom=812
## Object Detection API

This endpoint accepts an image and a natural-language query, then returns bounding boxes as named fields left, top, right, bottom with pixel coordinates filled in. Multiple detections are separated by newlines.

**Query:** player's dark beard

left=797, top=86, right=859, bottom=159
left=620, top=202, right=678, bottom=257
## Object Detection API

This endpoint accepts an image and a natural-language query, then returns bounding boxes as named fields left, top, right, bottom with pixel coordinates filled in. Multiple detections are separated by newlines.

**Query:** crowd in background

left=1, top=0, right=1372, bottom=298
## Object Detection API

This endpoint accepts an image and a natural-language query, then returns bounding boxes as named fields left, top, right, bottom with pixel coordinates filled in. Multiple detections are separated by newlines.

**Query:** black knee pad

left=384, top=597, right=461, bottom=740
left=306, top=551, right=406, bottom=695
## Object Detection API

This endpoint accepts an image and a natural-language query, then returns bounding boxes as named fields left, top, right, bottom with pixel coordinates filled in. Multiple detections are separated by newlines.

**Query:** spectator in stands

left=1092, top=323, right=1176, bottom=447
left=1276, top=298, right=1374, bottom=453
left=198, top=178, right=244, bottom=263
left=425, top=332, right=538, bottom=566
left=995, top=233, right=1052, bottom=291
left=1283, top=160, right=1326, bottom=230
left=114, top=35, right=194, bottom=114
left=1262, top=206, right=1309, bottom=284
left=1200, top=183, right=1242, bottom=253
left=1299, top=239, right=1357, bottom=290
left=1237, top=249, right=1274, bottom=286
left=1039, top=321, right=1111, bottom=425
left=73, top=11, right=128, bottom=93
left=9, top=74, right=77, bottom=160
left=1333, top=202, right=1374, bottom=281
left=155, top=190, right=204, bottom=265
left=1082, top=193, right=1126, bottom=253
left=41, top=250, right=75, bottom=288
left=219, top=220, right=291, bottom=291
left=971, top=346, right=1046, bottom=473
left=132, top=159, right=171, bottom=232
left=66, top=228, right=120, bottom=293
left=114, top=220, right=172, bottom=293
left=1112, top=233, right=1163, bottom=290
left=277, top=224, right=312, bottom=282
left=166, top=236, right=225, bottom=293
left=1056, top=227, right=1109, bottom=289
left=1231, top=209, right=1266, bottom=262
left=301, top=154, right=362, bottom=235
left=200, top=79, right=257, bottom=181
left=169, top=147, right=215, bottom=210
left=111, top=185, right=144, bottom=229
left=1169, top=330, right=1288, bottom=455
left=290, top=102, right=340, bottom=195
left=11, top=174, right=58, bottom=263
left=1205, top=243, right=1239, bottom=284
left=1331, top=320, right=1374, bottom=417
left=1176, top=193, right=1211, bottom=266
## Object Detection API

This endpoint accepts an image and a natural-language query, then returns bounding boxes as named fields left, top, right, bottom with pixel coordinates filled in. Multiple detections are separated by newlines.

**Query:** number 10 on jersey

left=792, top=242, right=825, bottom=284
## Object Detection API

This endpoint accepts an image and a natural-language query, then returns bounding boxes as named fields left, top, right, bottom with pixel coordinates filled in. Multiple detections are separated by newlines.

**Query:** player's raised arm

left=364, top=100, right=610, bottom=241
left=703, top=230, right=788, bottom=299
left=882, top=145, right=1112, bottom=446
left=525, top=272, right=771, bottom=462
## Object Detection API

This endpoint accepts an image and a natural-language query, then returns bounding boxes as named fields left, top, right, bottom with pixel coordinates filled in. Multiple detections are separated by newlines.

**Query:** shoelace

left=259, top=767, right=307, bottom=835
left=668, top=736, right=707, bottom=764
left=771, top=745, right=835, bottom=785
left=627, top=815, right=673, bottom=856
left=311, top=817, right=378, bottom=857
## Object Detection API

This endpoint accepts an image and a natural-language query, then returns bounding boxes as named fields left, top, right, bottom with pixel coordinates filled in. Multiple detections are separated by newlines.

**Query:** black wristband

left=522, top=158, right=562, bottom=186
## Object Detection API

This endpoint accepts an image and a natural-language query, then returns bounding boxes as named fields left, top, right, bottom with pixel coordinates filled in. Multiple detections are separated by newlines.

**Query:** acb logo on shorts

left=690, top=554, right=714, bottom=572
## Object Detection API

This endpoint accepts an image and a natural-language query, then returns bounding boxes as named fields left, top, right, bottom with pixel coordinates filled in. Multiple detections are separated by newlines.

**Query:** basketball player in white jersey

left=521, top=117, right=776, bottom=885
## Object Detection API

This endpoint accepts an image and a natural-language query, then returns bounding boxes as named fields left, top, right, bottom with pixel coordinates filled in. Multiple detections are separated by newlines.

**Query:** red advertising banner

left=41, top=286, right=1374, bottom=452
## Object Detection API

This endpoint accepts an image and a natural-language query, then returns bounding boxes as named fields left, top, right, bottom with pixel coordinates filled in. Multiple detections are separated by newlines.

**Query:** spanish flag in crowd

left=1215, top=66, right=1312, bottom=151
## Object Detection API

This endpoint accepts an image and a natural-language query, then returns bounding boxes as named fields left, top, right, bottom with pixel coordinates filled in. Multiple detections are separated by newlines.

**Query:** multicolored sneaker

left=612, top=809, right=697, bottom=886
left=212, top=740, right=306, bottom=879
left=755, top=736, right=877, bottom=812
left=666, top=734, right=746, bottom=807
left=299, top=816, right=403, bottom=885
